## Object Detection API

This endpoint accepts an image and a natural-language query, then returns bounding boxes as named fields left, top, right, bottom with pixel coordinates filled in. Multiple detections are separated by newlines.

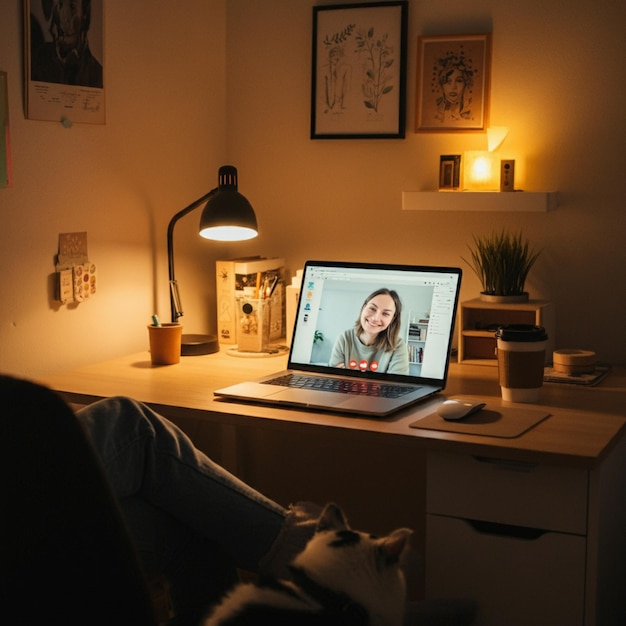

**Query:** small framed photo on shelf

left=311, top=1, right=408, bottom=139
left=416, top=33, right=491, bottom=132
left=439, top=155, right=461, bottom=190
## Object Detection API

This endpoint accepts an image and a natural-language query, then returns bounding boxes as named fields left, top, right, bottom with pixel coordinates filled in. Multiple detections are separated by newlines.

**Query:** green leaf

left=461, top=229, right=541, bottom=296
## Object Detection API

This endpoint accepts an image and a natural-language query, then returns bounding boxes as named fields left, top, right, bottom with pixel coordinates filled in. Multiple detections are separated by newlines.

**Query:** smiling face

left=360, top=293, right=397, bottom=340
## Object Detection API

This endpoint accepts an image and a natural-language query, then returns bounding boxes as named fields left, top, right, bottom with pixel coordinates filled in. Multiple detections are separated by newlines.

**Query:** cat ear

left=316, top=502, right=349, bottom=533
left=378, top=528, right=413, bottom=565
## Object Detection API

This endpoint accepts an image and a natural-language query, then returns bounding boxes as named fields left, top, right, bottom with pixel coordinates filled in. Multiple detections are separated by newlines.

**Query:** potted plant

left=462, top=229, right=541, bottom=302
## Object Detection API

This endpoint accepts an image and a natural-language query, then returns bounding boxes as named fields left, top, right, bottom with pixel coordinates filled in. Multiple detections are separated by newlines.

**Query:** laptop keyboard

left=263, top=374, right=419, bottom=398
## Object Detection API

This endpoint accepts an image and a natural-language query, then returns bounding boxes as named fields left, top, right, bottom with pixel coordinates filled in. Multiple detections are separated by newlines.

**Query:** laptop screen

left=288, top=261, right=462, bottom=384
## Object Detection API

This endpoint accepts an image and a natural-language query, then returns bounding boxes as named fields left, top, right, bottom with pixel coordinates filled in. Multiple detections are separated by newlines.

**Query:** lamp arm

left=167, top=188, right=217, bottom=322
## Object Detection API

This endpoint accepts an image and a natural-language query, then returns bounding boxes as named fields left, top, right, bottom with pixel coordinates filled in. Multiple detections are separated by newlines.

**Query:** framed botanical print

left=416, top=34, right=491, bottom=132
left=311, top=1, right=408, bottom=139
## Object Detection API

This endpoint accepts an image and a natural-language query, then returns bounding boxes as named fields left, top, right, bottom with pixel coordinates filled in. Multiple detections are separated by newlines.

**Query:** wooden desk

left=41, top=353, right=626, bottom=626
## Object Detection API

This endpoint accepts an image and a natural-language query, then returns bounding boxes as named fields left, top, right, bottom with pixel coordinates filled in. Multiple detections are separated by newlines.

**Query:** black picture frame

left=0, top=71, right=11, bottom=188
left=439, top=155, right=461, bottom=190
left=311, top=1, right=408, bottom=139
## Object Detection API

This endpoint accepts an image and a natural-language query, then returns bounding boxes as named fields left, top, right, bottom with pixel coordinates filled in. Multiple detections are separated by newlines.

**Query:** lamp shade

left=463, top=150, right=499, bottom=190
left=487, top=126, right=509, bottom=152
left=199, top=165, right=258, bottom=241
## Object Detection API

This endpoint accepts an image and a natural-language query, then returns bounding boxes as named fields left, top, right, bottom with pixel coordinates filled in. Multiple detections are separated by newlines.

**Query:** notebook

left=214, top=260, right=462, bottom=416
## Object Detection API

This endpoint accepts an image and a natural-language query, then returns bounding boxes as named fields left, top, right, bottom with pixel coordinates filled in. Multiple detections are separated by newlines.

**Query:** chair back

left=0, top=375, right=158, bottom=625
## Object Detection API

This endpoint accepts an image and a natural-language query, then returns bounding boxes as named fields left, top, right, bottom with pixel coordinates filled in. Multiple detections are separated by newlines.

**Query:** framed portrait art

left=311, top=1, right=408, bottom=139
left=416, top=34, right=491, bottom=132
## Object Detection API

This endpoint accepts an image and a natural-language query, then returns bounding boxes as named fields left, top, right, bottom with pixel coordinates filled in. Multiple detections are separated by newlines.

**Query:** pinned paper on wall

left=24, top=0, right=105, bottom=125
left=55, top=232, right=97, bottom=304
left=0, top=71, right=12, bottom=188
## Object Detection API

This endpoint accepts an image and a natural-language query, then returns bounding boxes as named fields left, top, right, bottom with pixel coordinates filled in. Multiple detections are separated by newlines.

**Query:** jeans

left=76, top=397, right=287, bottom=623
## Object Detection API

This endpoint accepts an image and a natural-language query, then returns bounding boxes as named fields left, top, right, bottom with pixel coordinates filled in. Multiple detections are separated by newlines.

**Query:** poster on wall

left=24, top=0, right=105, bottom=125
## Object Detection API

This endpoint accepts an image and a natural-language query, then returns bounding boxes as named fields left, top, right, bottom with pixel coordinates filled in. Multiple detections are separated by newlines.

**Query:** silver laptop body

left=214, top=260, right=462, bottom=416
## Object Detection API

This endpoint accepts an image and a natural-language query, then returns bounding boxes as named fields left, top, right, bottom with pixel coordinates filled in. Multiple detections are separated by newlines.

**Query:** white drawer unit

left=425, top=447, right=626, bottom=625
left=427, top=452, right=588, bottom=534
left=426, top=514, right=586, bottom=626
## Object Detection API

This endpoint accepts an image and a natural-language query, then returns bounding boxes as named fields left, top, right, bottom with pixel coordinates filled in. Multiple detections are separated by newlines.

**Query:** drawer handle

left=473, top=456, right=538, bottom=472
left=466, top=518, right=547, bottom=540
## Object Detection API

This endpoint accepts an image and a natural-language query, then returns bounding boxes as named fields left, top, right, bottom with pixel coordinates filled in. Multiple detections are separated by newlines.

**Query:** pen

left=268, top=275, right=279, bottom=298
left=152, top=314, right=161, bottom=327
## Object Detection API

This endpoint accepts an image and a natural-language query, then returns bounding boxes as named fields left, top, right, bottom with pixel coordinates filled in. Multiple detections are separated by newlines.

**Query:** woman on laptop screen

left=329, top=288, right=410, bottom=375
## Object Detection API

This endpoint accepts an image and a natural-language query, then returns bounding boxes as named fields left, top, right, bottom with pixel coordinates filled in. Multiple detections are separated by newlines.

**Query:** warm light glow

left=463, top=150, right=499, bottom=190
left=472, top=156, right=492, bottom=181
left=487, top=126, right=509, bottom=152
left=200, top=225, right=258, bottom=241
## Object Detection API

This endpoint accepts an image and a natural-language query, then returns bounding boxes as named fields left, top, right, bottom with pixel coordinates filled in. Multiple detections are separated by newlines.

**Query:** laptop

left=214, top=260, right=462, bottom=416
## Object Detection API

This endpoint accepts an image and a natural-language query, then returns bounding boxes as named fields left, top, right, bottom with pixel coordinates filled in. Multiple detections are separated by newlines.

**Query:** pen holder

left=236, top=297, right=270, bottom=353
left=147, top=323, right=182, bottom=365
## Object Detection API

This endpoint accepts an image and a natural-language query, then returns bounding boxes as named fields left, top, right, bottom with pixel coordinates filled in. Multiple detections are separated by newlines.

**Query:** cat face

left=290, top=503, right=412, bottom=626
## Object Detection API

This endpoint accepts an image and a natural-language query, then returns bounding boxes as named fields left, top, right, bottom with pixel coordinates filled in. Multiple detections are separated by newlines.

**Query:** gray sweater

left=329, top=328, right=409, bottom=375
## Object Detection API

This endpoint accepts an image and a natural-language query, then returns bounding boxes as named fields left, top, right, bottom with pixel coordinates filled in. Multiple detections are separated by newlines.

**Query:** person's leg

left=76, top=396, right=287, bottom=572
left=121, top=497, right=239, bottom=626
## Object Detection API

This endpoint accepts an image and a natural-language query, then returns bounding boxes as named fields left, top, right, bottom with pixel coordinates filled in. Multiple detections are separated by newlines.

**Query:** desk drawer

left=426, top=514, right=586, bottom=626
left=427, top=452, right=588, bottom=534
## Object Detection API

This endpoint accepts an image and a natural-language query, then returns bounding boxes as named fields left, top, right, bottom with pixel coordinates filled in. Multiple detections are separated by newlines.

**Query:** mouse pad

left=409, top=405, right=551, bottom=438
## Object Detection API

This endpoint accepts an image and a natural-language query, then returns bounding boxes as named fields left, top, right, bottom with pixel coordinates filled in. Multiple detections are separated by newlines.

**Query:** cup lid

left=495, top=324, right=548, bottom=342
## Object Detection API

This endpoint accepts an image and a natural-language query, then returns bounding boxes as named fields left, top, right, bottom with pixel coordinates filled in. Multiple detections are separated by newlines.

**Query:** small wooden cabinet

left=458, top=298, right=554, bottom=365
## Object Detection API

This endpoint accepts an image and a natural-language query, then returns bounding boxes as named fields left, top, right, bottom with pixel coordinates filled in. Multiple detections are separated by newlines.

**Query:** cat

left=202, top=502, right=412, bottom=626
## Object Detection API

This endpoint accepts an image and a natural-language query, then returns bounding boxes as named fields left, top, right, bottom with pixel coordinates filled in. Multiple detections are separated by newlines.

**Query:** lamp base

left=181, top=333, right=219, bottom=356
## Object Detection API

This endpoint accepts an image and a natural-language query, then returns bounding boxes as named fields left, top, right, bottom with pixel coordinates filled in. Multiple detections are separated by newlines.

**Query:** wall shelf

left=402, top=191, right=558, bottom=212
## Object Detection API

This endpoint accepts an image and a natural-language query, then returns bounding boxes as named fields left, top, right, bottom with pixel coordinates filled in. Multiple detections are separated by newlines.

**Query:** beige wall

left=0, top=1, right=230, bottom=378
left=226, top=0, right=626, bottom=366
left=228, top=0, right=626, bottom=363
left=1, top=0, right=625, bottom=380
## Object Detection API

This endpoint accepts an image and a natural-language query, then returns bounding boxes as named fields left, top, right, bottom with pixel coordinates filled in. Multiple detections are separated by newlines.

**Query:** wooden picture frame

left=311, top=1, right=408, bottom=139
left=416, top=34, right=491, bottom=132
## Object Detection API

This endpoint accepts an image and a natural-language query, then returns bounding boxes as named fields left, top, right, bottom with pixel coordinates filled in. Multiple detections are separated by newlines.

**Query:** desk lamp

left=167, top=165, right=258, bottom=355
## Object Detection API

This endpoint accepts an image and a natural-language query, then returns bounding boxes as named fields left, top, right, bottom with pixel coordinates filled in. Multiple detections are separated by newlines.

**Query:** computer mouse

left=437, top=398, right=486, bottom=421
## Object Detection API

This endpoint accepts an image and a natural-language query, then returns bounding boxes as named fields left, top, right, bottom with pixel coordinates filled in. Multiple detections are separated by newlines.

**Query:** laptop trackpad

left=268, top=387, right=393, bottom=413
left=269, top=387, right=337, bottom=406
